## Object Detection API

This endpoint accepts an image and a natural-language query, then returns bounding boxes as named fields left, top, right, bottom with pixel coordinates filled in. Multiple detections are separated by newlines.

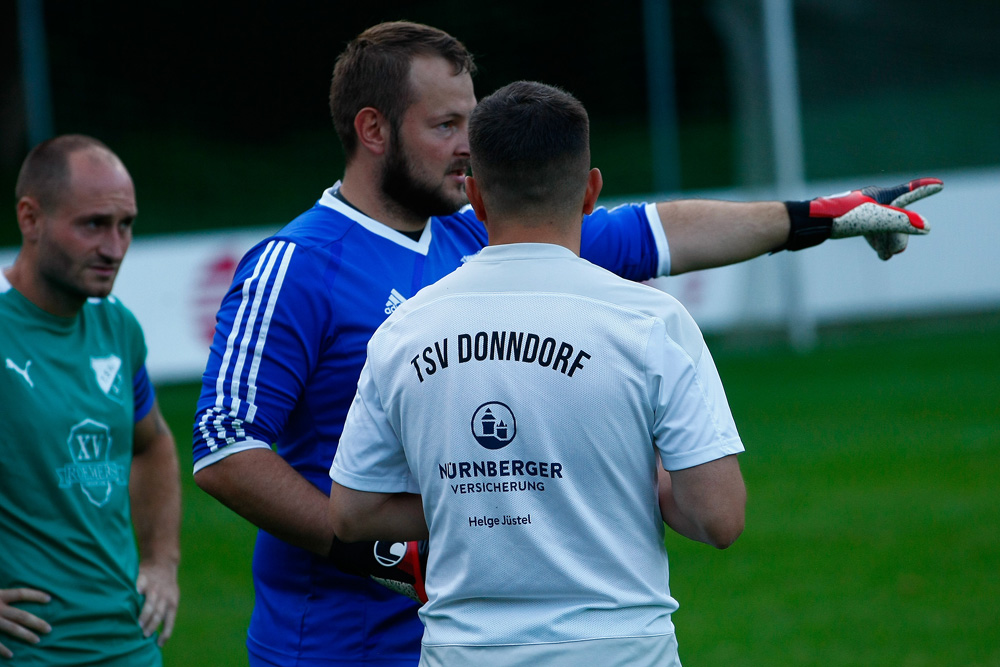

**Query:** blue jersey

left=192, top=186, right=669, bottom=665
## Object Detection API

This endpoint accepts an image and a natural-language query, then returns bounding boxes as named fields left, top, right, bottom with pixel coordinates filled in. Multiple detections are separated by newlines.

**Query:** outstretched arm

left=660, top=178, right=943, bottom=275
left=659, top=199, right=788, bottom=275
left=131, top=403, right=181, bottom=647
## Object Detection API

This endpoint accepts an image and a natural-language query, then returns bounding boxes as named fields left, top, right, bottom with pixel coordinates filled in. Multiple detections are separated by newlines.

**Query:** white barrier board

left=2, top=167, right=997, bottom=383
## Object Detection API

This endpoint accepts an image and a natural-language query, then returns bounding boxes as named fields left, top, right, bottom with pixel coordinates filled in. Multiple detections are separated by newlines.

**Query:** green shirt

left=0, top=280, right=160, bottom=666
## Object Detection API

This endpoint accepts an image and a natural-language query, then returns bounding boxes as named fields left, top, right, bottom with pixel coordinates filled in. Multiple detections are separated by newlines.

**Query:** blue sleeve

left=133, top=363, right=155, bottom=422
left=580, top=202, right=670, bottom=280
left=191, top=237, right=332, bottom=471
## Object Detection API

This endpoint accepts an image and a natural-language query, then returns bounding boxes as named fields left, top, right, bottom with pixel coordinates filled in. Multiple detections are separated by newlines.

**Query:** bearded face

left=380, top=124, right=470, bottom=221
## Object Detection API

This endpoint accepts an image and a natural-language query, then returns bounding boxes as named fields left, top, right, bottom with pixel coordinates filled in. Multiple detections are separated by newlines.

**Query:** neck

left=3, top=263, right=84, bottom=318
left=486, top=217, right=582, bottom=255
left=338, top=169, right=428, bottom=234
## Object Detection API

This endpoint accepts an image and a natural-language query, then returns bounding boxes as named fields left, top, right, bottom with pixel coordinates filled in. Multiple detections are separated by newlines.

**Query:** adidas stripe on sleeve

left=193, top=239, right=305, bottom=472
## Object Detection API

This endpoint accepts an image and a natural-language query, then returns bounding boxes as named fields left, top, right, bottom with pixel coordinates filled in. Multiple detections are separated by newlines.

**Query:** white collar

left=317, top=182, right=434, bottom=254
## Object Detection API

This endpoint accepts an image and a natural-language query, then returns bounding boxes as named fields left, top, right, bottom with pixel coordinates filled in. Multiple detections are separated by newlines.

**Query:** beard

left=380, top=136, right=468, bottom=221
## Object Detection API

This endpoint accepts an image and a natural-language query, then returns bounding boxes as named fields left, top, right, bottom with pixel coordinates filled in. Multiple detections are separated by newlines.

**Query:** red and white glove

left=778, top=177, right=943, bottom=260
left=329, top=537, right=428, bottom=603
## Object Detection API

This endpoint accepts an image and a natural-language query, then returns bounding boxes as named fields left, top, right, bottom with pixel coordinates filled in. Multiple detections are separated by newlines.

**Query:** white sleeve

left=649, top=316, right=744, bottom=471
left=329, top=361, right=419, bottom=494
left=644, top=202, right=672, bottom=278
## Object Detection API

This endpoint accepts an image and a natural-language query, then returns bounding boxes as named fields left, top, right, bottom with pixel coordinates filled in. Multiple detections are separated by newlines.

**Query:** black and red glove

left=777, top=177, right=943, bottom=259
left=329, top=537, right=428, bottom=603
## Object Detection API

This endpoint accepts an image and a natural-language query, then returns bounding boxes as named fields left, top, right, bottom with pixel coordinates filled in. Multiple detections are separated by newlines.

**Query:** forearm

left=329, top=482, right=426, bottom=543
left=657, top=467, right=712, bottom=544
left=195, top=448, right=333, bottom=555
left=130, top=420, right=181, bottom=568
left=658, top=199, right=789, bottom=275
left=658, top=457, right=746, bottom=549
left=660, top=178, right=943, bottom=272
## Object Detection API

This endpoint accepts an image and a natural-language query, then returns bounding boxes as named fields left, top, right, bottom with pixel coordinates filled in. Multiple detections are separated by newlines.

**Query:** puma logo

left=6, top=358, right=34, bottom=388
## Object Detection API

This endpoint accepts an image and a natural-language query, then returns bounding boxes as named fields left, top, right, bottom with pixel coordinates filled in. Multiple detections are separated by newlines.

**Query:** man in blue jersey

left=1, top=135, right=181, bottom=665
left=330, top=80, right=746, bottom=666
left=192, top=20, right=941, bottom=666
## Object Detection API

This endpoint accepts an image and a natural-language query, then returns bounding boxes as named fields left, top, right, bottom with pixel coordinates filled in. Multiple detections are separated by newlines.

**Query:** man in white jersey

left=329, top=81, right=747, bottom=666
left=0, top=135, right=181, bottom=665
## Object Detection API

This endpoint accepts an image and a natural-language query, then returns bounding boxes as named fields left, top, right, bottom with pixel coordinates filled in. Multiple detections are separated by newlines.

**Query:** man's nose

left=456, top=126, right=471, bottom=157
left=100, top=227, right=131, bottom=260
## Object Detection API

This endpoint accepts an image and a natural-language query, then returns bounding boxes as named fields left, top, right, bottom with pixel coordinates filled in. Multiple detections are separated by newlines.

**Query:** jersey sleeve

left=647, top=310, right=743, bottom=471
left=580, top=202, right=671, bottom=280
left=132, top=364, right=154, bottom=422
left=192, top=238, right=332, bottom=472
left=113, top=297, right=154, bottom=422
left=329, top=359, right=418, bottom=494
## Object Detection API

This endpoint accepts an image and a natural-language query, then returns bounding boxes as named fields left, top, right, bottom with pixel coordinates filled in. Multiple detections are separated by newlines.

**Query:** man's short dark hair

left=330, top=21, right=476, bottom=162
left=469, top=81, right=591, bottom=218
left=15, top=134, right=114, bottom=210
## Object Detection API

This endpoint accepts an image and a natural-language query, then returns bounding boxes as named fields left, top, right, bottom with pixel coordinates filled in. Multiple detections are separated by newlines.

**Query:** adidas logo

left=384, top=288, right=407, bottom=315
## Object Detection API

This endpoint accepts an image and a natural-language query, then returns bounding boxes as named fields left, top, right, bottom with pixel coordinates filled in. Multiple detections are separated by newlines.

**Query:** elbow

left=194, top=460, right=241, bottom=508
left=194, top=463, right=223, bottom=498
left=329, top=514, right=359, bottom=543
left=705, top=513, right=744, bottom=550
left=707, top=476, right=747, bottom=549
left=707, top=522, right=743, bottom=550
left=328, top=487, right=368, bottom=543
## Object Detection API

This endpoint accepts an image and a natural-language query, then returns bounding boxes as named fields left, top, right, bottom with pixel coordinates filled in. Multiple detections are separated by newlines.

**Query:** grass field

left=154, top=315, right=1000, bottom=667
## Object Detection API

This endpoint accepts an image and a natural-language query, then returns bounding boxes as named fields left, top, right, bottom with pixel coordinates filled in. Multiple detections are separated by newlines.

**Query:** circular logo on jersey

left=373, top=541, right=407, bottom=568
left=471, top=402, right=516, bottom=450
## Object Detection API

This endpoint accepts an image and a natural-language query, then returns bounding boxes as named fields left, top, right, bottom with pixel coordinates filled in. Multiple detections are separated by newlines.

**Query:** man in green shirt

left=0, top=135, right=181, bottom=665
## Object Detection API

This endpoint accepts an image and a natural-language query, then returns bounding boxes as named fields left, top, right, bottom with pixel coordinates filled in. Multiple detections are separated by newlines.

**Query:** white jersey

left=330, top=243, right=744, bottom=663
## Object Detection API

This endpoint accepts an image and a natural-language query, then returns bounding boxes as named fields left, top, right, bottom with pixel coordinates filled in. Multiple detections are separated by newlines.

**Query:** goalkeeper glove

left=776, top=177, right=943, bottom=259
left=328, top=537, right=428, bottom=603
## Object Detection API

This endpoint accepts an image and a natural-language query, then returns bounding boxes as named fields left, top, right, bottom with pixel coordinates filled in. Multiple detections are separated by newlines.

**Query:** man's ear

left=353, top=107, right=390, bottom=157
left=16, top=197, right=44, bottom=242
left=465, top=175, right=488, bottom=223
left=582, top=168, right=603, bottom=216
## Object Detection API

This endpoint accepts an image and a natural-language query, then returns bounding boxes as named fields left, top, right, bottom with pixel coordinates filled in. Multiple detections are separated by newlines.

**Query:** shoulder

left=262, top=203, right=356, bottom=255
left=625, top=284, right=705, bottom=363
left=586, top=201, right=653, bottom=221
left=85, top=297, right=148, bottom=357
left=432, top=204, right=480, bottom=226
left=582, top=202, right=659, bottom=235
left=83, top=295, right=148, bottom=367
left=87, top=294, right=142, bottom=330
left=248, top=186, right=382, bottom=256
left=431, top=206, right=488, bottom=239
left=234, top=202, right=355, bottom=284
left=571, top=262, right=706, bottom=360
left=270, top=201, right=354, bottom=251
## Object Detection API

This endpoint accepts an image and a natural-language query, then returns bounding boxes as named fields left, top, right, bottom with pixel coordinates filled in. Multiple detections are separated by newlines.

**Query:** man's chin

left=83, top=279, right=117, bottom=299
left=445, top=184, right=469, bottom=212
left=381, top=175, right=469, bottom=219
left=417, top=189, right=469, bottom=218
